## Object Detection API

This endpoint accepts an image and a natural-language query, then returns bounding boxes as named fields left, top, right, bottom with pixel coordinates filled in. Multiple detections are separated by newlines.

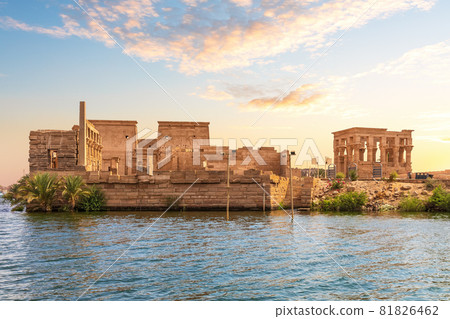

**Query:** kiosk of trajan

left=333, top=127, right=413, bottom=179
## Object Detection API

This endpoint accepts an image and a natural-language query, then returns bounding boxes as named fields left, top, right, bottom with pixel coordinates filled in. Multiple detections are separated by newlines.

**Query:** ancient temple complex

left=29, top=102, right=292, bottom=177
left=332, top=127, right=413, bottom=178
left=28, top=101, right=312, bottom=210
left=27, top=101, right=415, bottom=210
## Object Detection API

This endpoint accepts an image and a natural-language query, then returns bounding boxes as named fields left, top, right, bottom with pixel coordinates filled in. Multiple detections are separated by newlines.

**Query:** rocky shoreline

left=312, top=179, right=448, bottom=211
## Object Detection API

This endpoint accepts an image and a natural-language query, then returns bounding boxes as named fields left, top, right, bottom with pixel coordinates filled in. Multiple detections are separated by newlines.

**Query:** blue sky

left=0, top=0, right=449, bottom=185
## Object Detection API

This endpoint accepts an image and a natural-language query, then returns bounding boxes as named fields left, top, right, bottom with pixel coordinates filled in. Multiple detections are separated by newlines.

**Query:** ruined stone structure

left=333, top=127, right=413, bottom=178
left=28, top=101, right=311, bottom=210
left=29, top=130, right=79, bottom=172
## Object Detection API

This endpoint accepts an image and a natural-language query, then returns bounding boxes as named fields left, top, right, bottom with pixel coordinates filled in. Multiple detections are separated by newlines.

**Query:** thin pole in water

left=262, top=182, right=266, bottom=214
left=290, top=151, right=295, bottom=222
left=226, top=151, right=230, bottom=221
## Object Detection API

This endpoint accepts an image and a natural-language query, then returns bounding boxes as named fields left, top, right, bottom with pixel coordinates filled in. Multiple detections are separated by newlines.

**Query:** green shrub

left=79, top=186, right=106, bottom=212
left=328, top=179, right=345, bottom=190
left=319, top=191, right=367, bottom=212
left=336, top=172, right=345, bottom=180
left=349, top=170, right=358, bottom=181
left=424, top=178, right=441, bottom=191
left=426, top=185, right=450, bottom=212
left=398, top=196, right=426, bottom=212
left=319, top=198, right=336, bottom=211
left=388, top=171, right=398, bottom=182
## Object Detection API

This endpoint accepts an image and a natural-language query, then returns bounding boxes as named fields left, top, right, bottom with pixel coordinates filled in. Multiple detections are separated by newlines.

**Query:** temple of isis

left=333, top=127, right=413, bottom=178
left=28, top=102, right=313, bottom=210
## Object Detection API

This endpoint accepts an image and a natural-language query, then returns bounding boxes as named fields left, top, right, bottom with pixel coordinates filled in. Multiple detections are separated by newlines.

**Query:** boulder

left=401, top=185, right=412, bottom=191
left=421, top=190, right=429, bottom=196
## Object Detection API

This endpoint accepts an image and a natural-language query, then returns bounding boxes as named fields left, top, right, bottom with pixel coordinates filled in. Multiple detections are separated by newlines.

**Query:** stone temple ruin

left=29, top=102, right=293, bottom=178
left=333, top=127, right=413, bottom=179
left=28, top=101, right=415, bottom=210
left=28, top=102, right=313, bottom=210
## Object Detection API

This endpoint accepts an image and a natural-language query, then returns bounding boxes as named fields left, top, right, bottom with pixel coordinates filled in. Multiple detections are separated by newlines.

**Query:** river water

left=0, top=200, right=449, bottom=301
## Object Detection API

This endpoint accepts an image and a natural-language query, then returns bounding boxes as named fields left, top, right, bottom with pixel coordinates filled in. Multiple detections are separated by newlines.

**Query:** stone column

left=367, top=138, right=373, bottom=163
left=405, top=145, right=413, bottom=170
left=79, top=101, right=86, bottom=167
left=380, top=137, right=386, bottom=163
left=393, top=146, right=399, bottom=167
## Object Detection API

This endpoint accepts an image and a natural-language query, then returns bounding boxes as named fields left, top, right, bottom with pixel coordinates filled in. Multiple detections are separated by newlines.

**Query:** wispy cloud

left=0, top=15, right=115, bottom=46
left=355, top=40, right=450, bottom=83
left=0, top=0, right=436, bottom=74
left=190, top=85, right=233, bottom=101
left=280, top=64, right=305, bottom=73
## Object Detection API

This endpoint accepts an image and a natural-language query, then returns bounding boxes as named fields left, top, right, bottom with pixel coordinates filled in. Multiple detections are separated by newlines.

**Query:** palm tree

left=62, top=175, right=88, bottom=212
left=21, top=173, right=59, bottom=212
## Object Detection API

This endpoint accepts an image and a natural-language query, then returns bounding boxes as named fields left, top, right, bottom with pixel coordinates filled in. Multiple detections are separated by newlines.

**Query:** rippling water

left=0, top=199, right=449, bottom=301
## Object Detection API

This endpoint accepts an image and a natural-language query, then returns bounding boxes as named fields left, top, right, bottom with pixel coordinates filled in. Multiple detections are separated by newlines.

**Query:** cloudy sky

left=0, top=0, right=449, bottom=185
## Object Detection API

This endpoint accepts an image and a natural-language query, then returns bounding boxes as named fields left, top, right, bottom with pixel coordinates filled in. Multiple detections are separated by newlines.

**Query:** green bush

left=79, top=186, right=106, bottom=212
left=398, top=196, right=426, bottom=212
left=328, top=179, right=345, bottom=190
left=389, top=171, right=398, bottom=182
left=336, top=172, right=345, bottom=180
left=424, top=178, right=441, bottom=191
left=426, top=185, right=450, bottom=212
left=319, top=191, right=367, bottom=212
left=349, top=170, right=358, bottom=181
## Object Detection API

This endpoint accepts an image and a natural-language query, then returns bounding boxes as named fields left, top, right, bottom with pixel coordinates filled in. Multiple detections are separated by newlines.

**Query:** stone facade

left=29, top=129, right=79, bottom=172
left=89, top=120, right=137, bottom=175
left=333, top=127, right=413, bottom=178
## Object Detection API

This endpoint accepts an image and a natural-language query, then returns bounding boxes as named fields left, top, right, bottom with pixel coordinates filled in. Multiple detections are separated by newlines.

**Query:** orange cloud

left=242, top=84, right=326, bottom=110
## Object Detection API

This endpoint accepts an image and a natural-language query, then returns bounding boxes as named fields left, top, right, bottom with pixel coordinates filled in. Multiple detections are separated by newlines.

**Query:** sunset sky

left=1, top=0, right=449, bottom=186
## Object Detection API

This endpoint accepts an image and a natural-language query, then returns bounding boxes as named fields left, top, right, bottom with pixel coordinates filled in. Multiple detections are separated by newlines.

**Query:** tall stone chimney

left=79, top=101, right=86, bottom=166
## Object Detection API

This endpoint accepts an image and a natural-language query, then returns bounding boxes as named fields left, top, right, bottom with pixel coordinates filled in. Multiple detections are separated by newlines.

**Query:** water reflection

left=0, top=209, right=448, bottom=301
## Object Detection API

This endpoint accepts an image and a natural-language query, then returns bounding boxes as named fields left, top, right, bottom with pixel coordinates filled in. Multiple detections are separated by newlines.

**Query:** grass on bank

left=398, top=196, right=426, bottom=212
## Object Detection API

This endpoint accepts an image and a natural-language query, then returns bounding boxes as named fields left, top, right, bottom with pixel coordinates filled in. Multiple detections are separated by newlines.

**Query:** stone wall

left=34, top=170, right=315, bottom=211
left=29, top=130, right=79, bottom=172
left=87, top=171, right=314, bottom=210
